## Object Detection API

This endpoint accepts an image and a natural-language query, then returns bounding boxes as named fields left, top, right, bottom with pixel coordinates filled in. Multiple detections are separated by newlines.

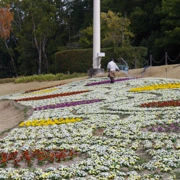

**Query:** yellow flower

left=19, top=117, right=83, bottom=127
left=129, top=83, right=180, bottom=92
left=31, top=87, right=58, bottom=95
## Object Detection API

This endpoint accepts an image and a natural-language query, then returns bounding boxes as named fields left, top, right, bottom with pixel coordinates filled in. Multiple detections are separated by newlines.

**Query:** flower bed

left=0, top=149, right=79, bottom=168
left=129, top=82, right=180, bottom=92
left=0, top=77, right=180, bottom=179
left=85, top=77, right=136, bottom=86
left=24, top=83, right=65, bottom=93
left=19, top=117, right=83, bottom=127
left=15, top=90, right=90, bottom=102
left=140, top=100, right=180, bottom=107
left=144, top=122, right=180, bottom=133
left=34, top=99, right=103, bottom=111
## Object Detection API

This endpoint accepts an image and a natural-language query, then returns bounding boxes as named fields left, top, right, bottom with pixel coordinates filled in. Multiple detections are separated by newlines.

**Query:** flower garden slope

left=0, top=77, right=179, bottom=179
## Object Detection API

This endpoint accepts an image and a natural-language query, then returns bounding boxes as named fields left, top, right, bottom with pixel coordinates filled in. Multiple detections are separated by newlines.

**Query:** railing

left=149, top=52, right=180, bottom=66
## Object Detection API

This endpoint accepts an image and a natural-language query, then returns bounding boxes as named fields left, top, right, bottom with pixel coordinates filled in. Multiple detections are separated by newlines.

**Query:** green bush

left=55, top=49, right=92, bottom=73
left=14, top=73, right=87, bottom=83
left=0, top=78, right=16, bottom=84
left=55, top=48, right=114, bottom=73
left=116, top=46, right=148, bottom=68
left=55, top=46, right=147, bottom=73
left=15, top=74, right=52, bottom=83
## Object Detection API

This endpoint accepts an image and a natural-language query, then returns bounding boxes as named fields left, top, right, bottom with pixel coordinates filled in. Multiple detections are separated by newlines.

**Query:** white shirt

left=107, top=60, right=119, bottom=71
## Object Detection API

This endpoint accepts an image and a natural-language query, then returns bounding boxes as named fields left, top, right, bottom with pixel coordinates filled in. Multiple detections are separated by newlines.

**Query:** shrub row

left=55, top=46, right=147, bottom=73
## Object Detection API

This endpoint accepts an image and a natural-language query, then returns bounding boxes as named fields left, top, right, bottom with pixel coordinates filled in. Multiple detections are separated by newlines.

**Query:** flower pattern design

left=0, top=77, right=179, bottom=179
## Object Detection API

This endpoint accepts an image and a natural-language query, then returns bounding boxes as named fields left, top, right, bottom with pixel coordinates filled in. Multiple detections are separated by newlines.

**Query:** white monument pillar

left=89, top=0, right=105, bottom=77
left=93, top=0, right=100, bottom=68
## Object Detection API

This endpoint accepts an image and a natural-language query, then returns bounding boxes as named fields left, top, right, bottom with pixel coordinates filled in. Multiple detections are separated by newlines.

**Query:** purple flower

left=151, top=127, right=156, bottom=132
left=85, top=78, right=137, bottom=86
left=34, top=99, right=103, bottom=111
left=157, top=126, right=163, bottom=132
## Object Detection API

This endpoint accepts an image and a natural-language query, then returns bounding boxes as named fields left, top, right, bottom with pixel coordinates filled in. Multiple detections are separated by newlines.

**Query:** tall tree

left=78, top=25, right=93, bottom=48
left=130, top=0, right=162, bottom=46
left=0, top=4, right=13, bottom=39
left=0, top=4, right=18, bottom=76
left=156, top=0, right=180, bottom=57
left=64, top=0, right=93, bottom=45
left=101, top=10, right=134, bottom=49
left=8, top=0, right=64, bottom=74
left=24, top=0, right=57, bottom=74
left=79, top=10, right=134, bottom=48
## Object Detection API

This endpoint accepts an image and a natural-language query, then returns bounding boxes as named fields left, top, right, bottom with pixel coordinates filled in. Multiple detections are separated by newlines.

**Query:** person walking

left=107, top=58, right=120, bottom=83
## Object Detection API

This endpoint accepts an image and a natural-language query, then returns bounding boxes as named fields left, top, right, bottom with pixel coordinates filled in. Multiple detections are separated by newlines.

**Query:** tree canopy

left=0, top=4, right=13, bottom=40
left=0, top=0, right=179, bottom=78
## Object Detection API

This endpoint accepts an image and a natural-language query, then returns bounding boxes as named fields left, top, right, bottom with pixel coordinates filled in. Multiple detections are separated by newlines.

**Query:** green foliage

left=13, top=73, right=86, bottom=83
left=79, top=10, right=134, bottom=50
left=129, top=0, right=180, bottom=59
left=101, top=10, right=134, bottom=48
left=66, top=0, right=93, bottom=37
left=55, top=47, right=118, bottom=73
left=0, top=0, right=179, bottom=78
left=15, top=74, right=56, bottom=83
left=55, top=49, right=93, bottom=73
left=55, top=46, right=147, bottom=72
left=101, top=46, right=147, bottom=69
left=99, top=48, right=115, bottom=69
left=79, top=26, right=93, bottom=48
left=130, top=7, right=149, bottom=37
left=0, top=77, right=15, bottom=83
left=157, top=0, right=180, bottom=54
left=101, top=0, right=143, bottom=14
left=117, top=46, right=148, bottom=68
left=129, top=1, right=162, bottom=48
left=143, top=0, right=180, bottom=59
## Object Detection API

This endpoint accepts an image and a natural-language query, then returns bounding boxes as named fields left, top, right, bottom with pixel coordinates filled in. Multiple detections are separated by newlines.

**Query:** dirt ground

left=0, top=64, right=179, bottom=136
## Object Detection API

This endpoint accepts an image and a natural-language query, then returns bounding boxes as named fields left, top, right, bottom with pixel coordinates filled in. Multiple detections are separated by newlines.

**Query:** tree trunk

left=4, top=41, right=18, bottom=77
left=42, top=37, right=48, bottom=73
left=32, top=17, right=42, bottom=75
left=34, top=36, right=42, bottom=74
left=38, top=48, right=42, bottom=74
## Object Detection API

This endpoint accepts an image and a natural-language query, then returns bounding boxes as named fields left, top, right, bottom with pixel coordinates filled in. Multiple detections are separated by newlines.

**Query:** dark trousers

left=108, top=71, right=115, bottom=83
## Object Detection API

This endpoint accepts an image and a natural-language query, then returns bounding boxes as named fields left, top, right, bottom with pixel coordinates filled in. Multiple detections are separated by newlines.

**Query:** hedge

left=55, top=46, right=147, bottom=73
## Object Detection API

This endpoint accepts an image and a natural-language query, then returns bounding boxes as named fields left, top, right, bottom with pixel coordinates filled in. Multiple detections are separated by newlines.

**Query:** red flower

left=140, top=100, right=180, bottom=108
left=15, top=90, right=90, bottom=102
